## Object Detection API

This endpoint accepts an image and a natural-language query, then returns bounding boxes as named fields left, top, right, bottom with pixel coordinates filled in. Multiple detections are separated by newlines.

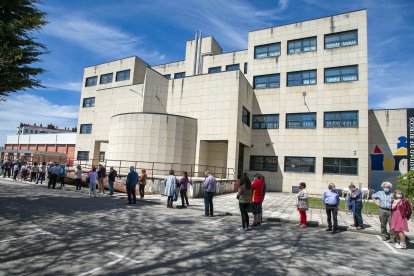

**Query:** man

left=3, top=159, right=11, bottom=178
left=348, top=184, right=363, bottom=230
left=372, top=182, right=394, bottom=241
left=251, top=173, right=265, bottom=228
left=48, top=163, right=60, bottom=189
left=323, top=183, right=340, bottom=234
left=107, top=167, right=117, bottom=196
left=203, top=171, right=216, bottom=217
left=126, top=166, right=139, bottom=204
left=97, top=164, right=107, bottom=194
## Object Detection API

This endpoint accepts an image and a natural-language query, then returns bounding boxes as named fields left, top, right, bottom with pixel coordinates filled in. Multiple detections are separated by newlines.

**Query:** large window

left=82, top=97, right=95, bottom=108
left=323, top=158, right=358, bottom=175
left=99, top=152, right=105, bottom=162
left=79, top=124, right=92, bottom=134
left=254, top=42, right=281, bottom=59
left=285, top=157, right=315, bottom=173
left=174, top=72, right=185, bottom=79
left=226, top=64, right=240, bottom=71
left=85, top=76, right=97, bottom=87
left=208, top=66, right=221, bottom=74
left=254, top=74, right=280, bottom=89
left=286, top=113, right=316, bottom=128
left=288, top=37, right=317, bottom=55
left=253, top=114, right=279, bottom=129
left=324, top=111, right=358, bottom=128
left=287, top=70, right=317, bottom=86
left=250, top=156, right=278, bottom=172
left=115, top=69, right=130, bottom=81
left=325, top=30, right=358, bottom=49
left=242, top=107, right=250, bottom=127
left=100, top=73, right=113, bottom=84
left=325, top=65, right=358, bottom=83
left=77, top=151, right=89, bottom=161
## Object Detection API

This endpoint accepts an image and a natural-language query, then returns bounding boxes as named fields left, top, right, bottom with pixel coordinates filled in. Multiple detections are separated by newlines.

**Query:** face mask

left=383, top=188, right=390, bottom=193
left=396, top=194, right=402, bottom=199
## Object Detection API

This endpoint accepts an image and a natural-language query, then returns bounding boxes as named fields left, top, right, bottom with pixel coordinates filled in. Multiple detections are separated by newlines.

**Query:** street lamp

left=16, top=125, right=22, bottom=161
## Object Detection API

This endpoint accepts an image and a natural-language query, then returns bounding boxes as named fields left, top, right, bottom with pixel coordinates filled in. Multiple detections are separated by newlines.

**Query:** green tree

left=0, top=0, right=48, bottom=101
left=398, top=170, right=414, bottom=203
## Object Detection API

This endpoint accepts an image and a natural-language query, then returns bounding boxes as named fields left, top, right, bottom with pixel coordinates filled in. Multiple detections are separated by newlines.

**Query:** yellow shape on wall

left=394, top=148, right=407, bottom=155
left=384, top=158, right=393, bottom=172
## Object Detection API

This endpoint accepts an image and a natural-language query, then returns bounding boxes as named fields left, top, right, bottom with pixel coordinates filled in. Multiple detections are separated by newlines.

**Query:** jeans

left=379, top=208, right=392, bottom=237
left=298, top=208, right=307, bottom=225
left=126, top=184, right=136, bottom=204
left=89, top=182, right=96, bottom=197
left=180, top=189, right=189, bottom=206
left=325, top=204, right=338, bottom=230
left=108, top=180, right=114, bottom=195
left=37, top=172, right=45, bottom=184
left=204, top=192, right=214, bottom=216
left=239, top=203, right=250, bottom=229
left=75, top=178, right=82, bottom=190
left=139, top=184, right=145, bottom=198
left=353, top=201, right=363, bottom=227
left=49, top=174, right=58, bottom=188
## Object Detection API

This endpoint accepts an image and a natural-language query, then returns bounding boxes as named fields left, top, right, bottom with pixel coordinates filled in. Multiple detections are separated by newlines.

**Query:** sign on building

left=408, top=108, right=414, bottom=171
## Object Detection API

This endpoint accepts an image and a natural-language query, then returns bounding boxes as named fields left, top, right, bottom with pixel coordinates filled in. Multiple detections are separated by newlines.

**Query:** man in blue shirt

left=348, top=184, right=363, bottom=230
left=203, top=171, right=216, bottom=217
left=126, top=166, right=139, bottom=204
left=322, top=183, right=340, bottom=233
left=372, top=182, right=394, bottom=241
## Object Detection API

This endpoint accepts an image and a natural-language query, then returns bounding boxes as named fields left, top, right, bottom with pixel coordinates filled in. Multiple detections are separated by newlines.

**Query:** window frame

left=324, top=30, right=358, bottom=49
left=82, top=97, right=95, bottom=108
left=284, top=156, right=316, bottom=173
left=99, top=73, right=113, bottom=84
left=287, top=36, right=317, bottom=55
left=254, top=42, right=281, bottom=59
left=174, top=72, right=186, bottom=79
left=324, top=111, right=359, bottom=128
left=287, top=70, right=317, bottom=86
left=253, top=73, right=280, bottom=89
left=163, top=74, right=171, bottom=79
left=85, top=76, right=97, bottom=87
left=324, top=65, right=358, bottom=83
left=79, top=124, right=92, bottom=134
left=99, top=151, right=105, bottom=162
left=249, top=155, right=278, bottom=172
left=226, top=64, right=240, bottom=71
left=208, top=66, right=221, bottom=74
left=77, top=151, right=90, bottom=161
left=115, top=69, right=130, bottom=82
left=323, top=158, right=358, bottom=175
left=242, top=106, right=250, bottom=127
left=286, top=112, right=317, bottom=129
left=252, top=114, right=279, bottom=129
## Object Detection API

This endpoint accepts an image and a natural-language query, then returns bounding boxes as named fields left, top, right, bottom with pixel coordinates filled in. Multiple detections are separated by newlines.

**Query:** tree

left=398, top=170, right=414, bottom=203
left=0, top=0, right=48, bottom=101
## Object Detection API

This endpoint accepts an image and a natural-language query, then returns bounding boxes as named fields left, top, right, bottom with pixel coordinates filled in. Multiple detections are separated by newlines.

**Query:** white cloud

left=0, top=94, right=78, bottom=145
left=43, top=81, right=82, bottom=92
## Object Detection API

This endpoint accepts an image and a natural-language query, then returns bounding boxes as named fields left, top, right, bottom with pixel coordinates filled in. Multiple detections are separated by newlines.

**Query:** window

left=226, top=64, right=240, bottom=71
left=253, top=114, right=279, bottom=129
left=325, top=30, right=358, bottom=49
left=163, top=74, right=171, bottom=79
left=174, top=72, right=185, bottom=79
left=100, top=73, right=113, bottom=84
left=325, top=65, right=358, bottom=83
left=242, top=107, right=250, bottom=127
left=208, top=67, right=221, bottom=74
left=285, top=157, right=315, bottom=173
left=286, top=113, right=316, bottom=128
left=324, top=111, right=358, bottom=128
left=287, top=70, right=317, bottom=86
left=323, top=158, right=358, bottom=175
left=99, top=151, right=105, bottom=162
left=77, top=151, right=89, bottom=161
left=115, top=69, right=130, bottom=81
left=85, top=76, right=97, bottom=87
left=82, top=97, right=95, bottom=108
left=250, top=156, right=278, bottom=172
left=243, top=63, right=248, bottom=74
left=288, top=37, right=317, bottom=54
left=254, top=42, right=281, bottom=59
left=79, top=124, right=92, bottom=134
left=254, top=74, right=280, bottom=89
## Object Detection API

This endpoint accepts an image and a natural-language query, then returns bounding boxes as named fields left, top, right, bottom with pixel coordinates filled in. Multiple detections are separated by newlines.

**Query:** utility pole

left=16, top=125, right=22, bottom=161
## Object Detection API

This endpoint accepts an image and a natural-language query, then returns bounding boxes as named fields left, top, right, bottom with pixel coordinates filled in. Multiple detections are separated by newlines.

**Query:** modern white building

left=75, top=9, right=369, bottom=194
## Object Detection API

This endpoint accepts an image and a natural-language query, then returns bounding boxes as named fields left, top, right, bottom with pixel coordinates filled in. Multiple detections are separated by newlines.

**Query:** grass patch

left=308, top=197, right=380, bottom=214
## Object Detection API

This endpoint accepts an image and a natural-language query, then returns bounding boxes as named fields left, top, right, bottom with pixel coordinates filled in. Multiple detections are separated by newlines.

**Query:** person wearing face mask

left=390, top=190, right=412, bottom=250
left=348, top=184, right=363, bottom=230
left=322, top=183, right=340, bottom=233
left=372, top=182, right=394, bottom=241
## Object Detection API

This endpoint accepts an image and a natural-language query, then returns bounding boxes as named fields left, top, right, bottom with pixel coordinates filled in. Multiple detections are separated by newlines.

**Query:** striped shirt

left=372, top=191, right=393, bottom=209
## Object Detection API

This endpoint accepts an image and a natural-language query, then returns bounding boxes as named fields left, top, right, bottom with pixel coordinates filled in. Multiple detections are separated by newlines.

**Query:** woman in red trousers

left=296, top=182, right=309, bottom=227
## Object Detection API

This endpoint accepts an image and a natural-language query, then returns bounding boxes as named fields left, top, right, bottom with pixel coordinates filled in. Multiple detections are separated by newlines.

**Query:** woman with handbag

left=237, top=173, right=252, bottom=231
left=296, top=182, right=308, bottom=227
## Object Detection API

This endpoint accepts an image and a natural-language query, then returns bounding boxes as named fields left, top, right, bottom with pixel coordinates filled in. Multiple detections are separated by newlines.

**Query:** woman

left=88, top=166, right=98, bottom=198
left=139, top=169, right=147, bottom=199
left=74, top=165, right=82, bottom=191
left=391, top=190, right=411, bottom=249
left=30, top=162, right=38, bottom=182
left=36, top=162, right=46, bottom=184
left=164, top=170, right=177, bottom=208
left=237, top=173, right=251, bottom=231
left=179, top=171, right=190, bottom=208
left=296, top=182, right=308, bottom=227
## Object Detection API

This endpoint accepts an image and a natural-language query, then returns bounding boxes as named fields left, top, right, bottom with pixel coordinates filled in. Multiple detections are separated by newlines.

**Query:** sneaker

left=299, top=224, right=307, bottom=228
left=395, top=243, right=407, bottom=250
left=238, top=227, right=246, bottom=231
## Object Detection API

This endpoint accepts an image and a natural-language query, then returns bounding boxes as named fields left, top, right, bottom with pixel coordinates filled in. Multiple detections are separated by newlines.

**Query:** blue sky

left=0, top=0, right=413, bottom=145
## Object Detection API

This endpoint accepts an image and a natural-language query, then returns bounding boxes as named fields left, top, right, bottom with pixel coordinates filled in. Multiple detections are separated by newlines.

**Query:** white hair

left=381, top=182, right=393, bottom=189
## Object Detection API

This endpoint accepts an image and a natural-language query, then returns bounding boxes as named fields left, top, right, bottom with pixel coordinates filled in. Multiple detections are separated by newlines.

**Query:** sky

left=0, top=0, right=413, bottom=145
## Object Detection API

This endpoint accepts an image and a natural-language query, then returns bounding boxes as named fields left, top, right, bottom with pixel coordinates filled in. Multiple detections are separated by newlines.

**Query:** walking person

left=3, top=159, right=11, bottom=178
left=138, top=169, right=147, bottom=199
left=36, top=162, right=46, bottom=184
left=391, top=190, right=412, bottom=250
left=323, top=183, right=340, bottom=234
left=97, top=164, right=107, bottom=194
left=251, top=173, right=264, bottom=227
left=107, top=167, right=117, bottom=196
left=372, top=182, right=394, bottom=241
left=179, top=171, right=190, bottom=208
left=348, top=184, right=364, bottom=230
left=203, top=171, right=217, bottom=217
left=30, top=162, right=38, bottom=182
left=48, top=163, right=60, bottom=189
left=74, top=165, right=82, bottom=191
left=237, top=173, right=251, bottom=231
left=126, top=166, right=139, bottom=204
left=296, top=182, right=308, bottom=227
left=88, top=167, right=98, bottom=198
left=59, top=164, right=66, bottom=188
left=164, top=170, right=177, bottom=208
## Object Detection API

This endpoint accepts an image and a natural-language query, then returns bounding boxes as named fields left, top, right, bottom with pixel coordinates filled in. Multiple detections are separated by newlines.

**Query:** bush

left=398, top=170, right=414, bottom=203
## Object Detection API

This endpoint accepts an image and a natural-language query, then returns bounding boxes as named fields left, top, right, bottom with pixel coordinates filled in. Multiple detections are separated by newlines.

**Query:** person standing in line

left=3, top=159, right=11, bottom=178
left=107, top=167, right=117, bottom=196
left=251, top=173, right=264, bottom=228
left=74, top=165, right=82, bottom=191
left=203, top=171, right=217, bottom=217
left=12, top=162, right=19, bottom=181
left=323, top=183, right=340, bottom=234
left=36, top=162, right=46, bottom=184
left=296, top=182, right=308, bottom=228
left=59, top=164, right=66, bottom=188
left=179, top=171, right=190, bottom=208
left=20, top=162, right=29, bottom=181
left=372, top=182, right=394, bottom=241
left=48, top=163, right=60, bottom=189
left=348, top=184, right=364, bottom=230
left=391, top=190, right=411, bottom=250
left=164, top=170, right=177, bottom=208
left=126, top=166, right=139, bottom=204
left=237, top=173, right=251, bottom=231
left=138, top=169, right=147, bottom=199
left=30, top=162, right=38, bottom=182
left=88, top=167, right=98, bottom=198
left=97, top=164, right=106, bottom=194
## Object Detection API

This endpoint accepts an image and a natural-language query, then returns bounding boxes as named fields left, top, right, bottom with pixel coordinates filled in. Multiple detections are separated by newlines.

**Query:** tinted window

left=325, top=65, right=358, bottom=83
left=288, top=37, right=317, bottom=54
left=285, top=156, right=315, bottom=172
left=226, top=64, right=240, bottom=71
left=100, top=73, right=113, bottom=84
left=323, top=158, right=358, bottom=175
left=324, top=111, right=358, bottom=128
left=254, top=43, right=281, bottom=59
left=253, top=114, right=279, bottom=129
left=286, top=113, right=316, bottom=128
left=254, top=74, right=280, bottom=89
left=85, top=76, right=97, bottom=87
left=325, top=30, right=358, bottom=49
left=250, top=156, right=278, bottom=172
left=287, top=70, right=317, bottom=86
left=115, top=70, right=130, bottom=81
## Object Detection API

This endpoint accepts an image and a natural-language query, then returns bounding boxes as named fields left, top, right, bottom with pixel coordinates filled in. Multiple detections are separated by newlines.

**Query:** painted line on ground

left=108, top=252, right=142, bottom=264
left=207, top=216, right=230, bottom=224
left=376, top=235, right=414, bottom=257
left=336, top=265, right=374, bottom=275
left=78, top=252, right=142, bottom=276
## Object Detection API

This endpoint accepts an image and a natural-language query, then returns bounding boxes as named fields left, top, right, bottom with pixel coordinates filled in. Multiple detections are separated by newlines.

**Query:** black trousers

left=239, top=203, right=250, bottom=229
left=326, top=205, right=338, bottom=230
left=139, top=184, right=145, bottom=198
left=49, top=174, right=58, bottom=189
left=180, top=189, right=189, bottom=206
left=75, top=178, right=81, bottom=190
left=204, top=192, right=214, bottom=216
left=167, top=196, right=174, bottom=207
left=126, top=185, right=136, bottom=203
left=3, top=168, right=11, bottom=178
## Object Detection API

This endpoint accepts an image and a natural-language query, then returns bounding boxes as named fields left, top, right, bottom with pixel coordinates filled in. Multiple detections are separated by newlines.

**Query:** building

left=75, top=9, right=369, bottom=194
left=19, top=123, right=76, bottom=135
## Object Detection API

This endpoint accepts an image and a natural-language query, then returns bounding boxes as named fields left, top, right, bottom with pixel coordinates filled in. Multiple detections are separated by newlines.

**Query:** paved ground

left=1, top=179, right=414, bottom=276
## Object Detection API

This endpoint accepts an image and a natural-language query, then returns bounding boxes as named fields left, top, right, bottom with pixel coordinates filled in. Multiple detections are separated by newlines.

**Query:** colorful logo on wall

left=370, top=136, right=407, bottom=172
